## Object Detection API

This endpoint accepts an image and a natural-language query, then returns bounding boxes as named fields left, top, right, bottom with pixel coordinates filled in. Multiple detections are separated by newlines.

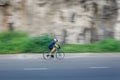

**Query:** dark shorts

left=49, top=47, right=53, bottom=51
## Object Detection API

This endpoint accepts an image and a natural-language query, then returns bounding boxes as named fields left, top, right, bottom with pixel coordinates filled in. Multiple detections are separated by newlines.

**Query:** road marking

left=24, top=68, right=48, bottom=70
left=88, top=67, right=111, bottom=69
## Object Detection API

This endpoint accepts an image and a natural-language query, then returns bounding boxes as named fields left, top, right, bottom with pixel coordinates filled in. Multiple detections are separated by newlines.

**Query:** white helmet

left=54, top=39, right=58, bottom=42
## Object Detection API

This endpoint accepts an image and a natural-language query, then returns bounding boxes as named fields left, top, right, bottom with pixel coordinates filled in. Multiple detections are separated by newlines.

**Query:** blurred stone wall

left=0, top=0, right=119, bottom=43
left=115, top=0, right=120, bottom=40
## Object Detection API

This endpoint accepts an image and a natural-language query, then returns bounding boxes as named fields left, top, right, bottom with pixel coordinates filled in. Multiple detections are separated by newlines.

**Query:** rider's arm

left=55, top=44, right=60, bottom=48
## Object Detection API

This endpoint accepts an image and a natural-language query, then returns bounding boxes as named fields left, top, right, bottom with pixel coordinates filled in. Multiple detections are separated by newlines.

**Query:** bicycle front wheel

left=56, top=51, right=65, bottom=60
left=43, top=52, right=51, bottom=60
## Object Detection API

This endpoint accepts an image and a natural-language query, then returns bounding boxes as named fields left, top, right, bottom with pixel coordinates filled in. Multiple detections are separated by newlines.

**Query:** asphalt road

left=0, top=53, right=120, bottom=80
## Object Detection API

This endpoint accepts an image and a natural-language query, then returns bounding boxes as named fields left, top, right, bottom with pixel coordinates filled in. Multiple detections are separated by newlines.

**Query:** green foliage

left=0, top=31, right=52, bottom=54
left=62, top=38, right=120, bottom=53
left=62, top=44, right=98, bottom=53
left=22, top=34, right=53, bottom=53
left=0, top=31, right=29, bottom=54
left=0, top=31, right=120, bottom=54
left=95, top=38, right=120, bottom=52
left=0, top=31, right=27, bottom=42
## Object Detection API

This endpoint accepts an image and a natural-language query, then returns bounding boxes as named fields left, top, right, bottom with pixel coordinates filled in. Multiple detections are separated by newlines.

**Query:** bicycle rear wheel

left=56, top=50, right=65, bottom=60
left=43, top=52, right=51, bottom=60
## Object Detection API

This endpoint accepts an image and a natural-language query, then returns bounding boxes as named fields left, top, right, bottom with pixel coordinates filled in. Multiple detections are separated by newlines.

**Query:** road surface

left=0, top=53, right=120, bottom=80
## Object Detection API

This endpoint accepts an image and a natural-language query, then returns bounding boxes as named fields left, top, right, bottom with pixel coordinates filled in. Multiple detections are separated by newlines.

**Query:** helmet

left=54, top=39, right=58, bottom=42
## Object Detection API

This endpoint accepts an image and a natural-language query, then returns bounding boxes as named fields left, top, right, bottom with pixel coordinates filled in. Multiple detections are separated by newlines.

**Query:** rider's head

left=54, top=38, right=58, bottom=42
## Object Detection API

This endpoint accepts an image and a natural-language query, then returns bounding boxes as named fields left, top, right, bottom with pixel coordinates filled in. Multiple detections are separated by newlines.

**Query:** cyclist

left=48, top=39, right=60, bottom=58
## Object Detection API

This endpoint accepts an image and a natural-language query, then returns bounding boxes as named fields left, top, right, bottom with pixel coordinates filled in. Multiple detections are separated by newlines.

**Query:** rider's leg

left=50, top=48, right=56, bottom=55
left=50, top=48, right=56, bottom=58
left=47, top=48, right=53, bottom=57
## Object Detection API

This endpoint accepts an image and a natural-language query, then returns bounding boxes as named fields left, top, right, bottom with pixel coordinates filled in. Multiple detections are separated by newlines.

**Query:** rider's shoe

left=47, top=55, right=50, bottom=57
left=51, top=55, right=54, bottom=58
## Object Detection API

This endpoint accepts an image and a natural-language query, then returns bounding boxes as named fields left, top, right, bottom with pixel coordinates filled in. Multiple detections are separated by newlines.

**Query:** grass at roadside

left=0, top=31, right=120, bottom=54
left=0, top=31, right=52, bottom=54
left=62, top=38, right=120, bottom=53
left=62, top=44, right=98, bottom=53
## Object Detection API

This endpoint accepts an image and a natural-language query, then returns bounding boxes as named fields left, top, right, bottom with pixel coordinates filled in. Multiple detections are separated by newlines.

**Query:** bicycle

left=43, top=48, right=65, bottom=60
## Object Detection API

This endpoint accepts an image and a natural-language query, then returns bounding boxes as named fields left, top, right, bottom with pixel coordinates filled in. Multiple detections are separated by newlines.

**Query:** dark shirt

left=48, top=41, right=55, bottom=48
